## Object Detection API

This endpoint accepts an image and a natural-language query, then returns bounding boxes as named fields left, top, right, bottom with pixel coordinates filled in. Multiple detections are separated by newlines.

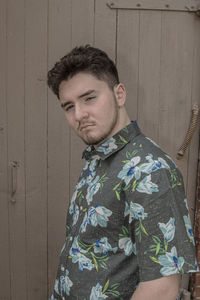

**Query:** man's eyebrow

left=78, top=89, right=96, bottom=99
left=61, top=90, right=96, bottom=108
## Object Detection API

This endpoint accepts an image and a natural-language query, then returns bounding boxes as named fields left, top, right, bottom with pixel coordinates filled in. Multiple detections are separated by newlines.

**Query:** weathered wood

left=107, top=0, right=200, bottom=12
left=6, top=0, right=27, bottom=298
left=186, top=16, right=200, bottom=225
left=137, top=10, right=162, bottom=141
left=24, top=0, right=48, bottom=298
left=117, top=9, right=139, bottom=121
left=158, top=11, right=194, bottom=185
left=95, top=0, right=117, bottom=62
left=0, top=0, right=11, bottom=298
left=47, top=0, right=72, bottom=295
left=70, top=0, right=95, bottom=198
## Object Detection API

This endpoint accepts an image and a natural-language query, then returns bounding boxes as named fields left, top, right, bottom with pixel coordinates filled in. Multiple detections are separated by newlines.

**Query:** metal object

left=177, top=104, right=200, bottom=159
left=10, top=161, right=19, bottom=201
left=107, top=0, right=200, bottom=16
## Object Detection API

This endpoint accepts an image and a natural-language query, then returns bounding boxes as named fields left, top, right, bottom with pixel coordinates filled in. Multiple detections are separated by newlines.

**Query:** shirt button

left=80, top=206, right=83, bottom=210
left=69, top=236, right=73, bottom=241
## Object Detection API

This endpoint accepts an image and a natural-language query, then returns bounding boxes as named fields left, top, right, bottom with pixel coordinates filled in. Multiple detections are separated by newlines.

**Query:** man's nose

left=74, top=104, right=88, bottom=121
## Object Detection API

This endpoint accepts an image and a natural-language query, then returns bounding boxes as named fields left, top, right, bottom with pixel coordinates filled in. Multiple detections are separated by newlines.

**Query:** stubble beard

left=79, top=100, right=119, bottom=147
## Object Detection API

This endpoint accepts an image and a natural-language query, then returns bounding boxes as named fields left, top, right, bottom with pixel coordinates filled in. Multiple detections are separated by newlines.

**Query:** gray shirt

left=50, top=121, right=198, bottom=300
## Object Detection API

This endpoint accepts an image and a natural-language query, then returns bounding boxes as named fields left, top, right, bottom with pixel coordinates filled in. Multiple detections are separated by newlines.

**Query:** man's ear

left=114, top=83, right=126, bottom=107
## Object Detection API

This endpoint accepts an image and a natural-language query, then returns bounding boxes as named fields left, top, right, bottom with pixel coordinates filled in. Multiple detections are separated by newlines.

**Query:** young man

left=47, top=45, right=198, bottom=300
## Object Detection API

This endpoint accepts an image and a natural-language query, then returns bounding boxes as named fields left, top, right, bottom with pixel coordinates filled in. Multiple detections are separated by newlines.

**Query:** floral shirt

left=50, top=121, right=198, bottom=300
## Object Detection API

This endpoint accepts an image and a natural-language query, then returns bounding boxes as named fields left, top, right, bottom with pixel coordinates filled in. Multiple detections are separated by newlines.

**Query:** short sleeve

left=125, top=163, right=199, bottom=282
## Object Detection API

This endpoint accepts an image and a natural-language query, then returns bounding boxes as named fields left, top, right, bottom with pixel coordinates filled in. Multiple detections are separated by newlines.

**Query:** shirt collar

left=82, top=120, right=141, bottom=161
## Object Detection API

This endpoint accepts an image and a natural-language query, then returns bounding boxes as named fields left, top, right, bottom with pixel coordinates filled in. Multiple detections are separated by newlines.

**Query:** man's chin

left=81, top=135, right=105, bottom=147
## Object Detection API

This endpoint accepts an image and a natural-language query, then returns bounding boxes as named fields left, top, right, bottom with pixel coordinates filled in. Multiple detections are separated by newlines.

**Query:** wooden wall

left=0, top=1, right=200, bottom=299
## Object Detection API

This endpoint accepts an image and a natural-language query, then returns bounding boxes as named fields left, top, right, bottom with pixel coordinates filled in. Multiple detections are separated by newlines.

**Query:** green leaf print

left=150, top=256, right=159, bottom=263
left=102, top=280, right=110, bottom=293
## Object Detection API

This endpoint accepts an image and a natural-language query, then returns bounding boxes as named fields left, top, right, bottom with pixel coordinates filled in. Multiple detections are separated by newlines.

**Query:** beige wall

left=1, top=0, right=200, bottom=299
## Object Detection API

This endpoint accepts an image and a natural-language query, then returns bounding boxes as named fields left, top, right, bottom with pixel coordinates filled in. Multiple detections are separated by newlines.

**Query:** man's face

left=59, top=72, right=125, bottom=147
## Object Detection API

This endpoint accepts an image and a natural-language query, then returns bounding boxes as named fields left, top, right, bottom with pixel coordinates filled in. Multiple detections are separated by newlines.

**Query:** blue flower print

left=72, top=205, right=79, bottom=226
left=158, top=246, right=185, bottom=276
left=90, top=283, right=108, bottom=300
left=129, top=202, right=148, bottom=223
left=118, top=156, right=141, bottom=185
left=97, top=138, right=117, bottom=155
left=82, top=160, right=90, bottom=171
left=88, top=205, right=112, bottom=227
left=69, top=237, right=94, bottom=271
left=53, top=279, right=59, bottom=296
left=59, top=268, right=73, bottom=296
left=140, top=154, right=170, bottom=174
left=86, top=176, right=101, bottom=204
left=183, top=215, right=195, bottom=245
left=119, top=237, right=136, bottom=256
left=69, top=188, right=78, bottom=215
left=124, top=200, right=129, bottom=217
left=86, top=159, right=98, bottom=185
left=136, top=174, right=159, bottom=194
left=76, top=177, right=86, bottom=189
left=94, top=237, right=118, bottom=255
left=188, top=259, right=199, bottom=272
left=80, top=212, right=89, bottom=233
left=159, top=218, right=176, bottom=243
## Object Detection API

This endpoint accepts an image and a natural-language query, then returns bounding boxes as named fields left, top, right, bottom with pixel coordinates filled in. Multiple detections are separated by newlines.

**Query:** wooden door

left=1, top=0, right=200, bottom=299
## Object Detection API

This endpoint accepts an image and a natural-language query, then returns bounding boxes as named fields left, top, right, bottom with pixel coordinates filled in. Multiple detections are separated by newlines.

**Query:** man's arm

left=130, top=274, right=180, bottom=300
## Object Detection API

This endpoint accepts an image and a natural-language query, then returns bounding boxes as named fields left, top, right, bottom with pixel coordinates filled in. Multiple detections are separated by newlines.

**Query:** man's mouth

left=79, top=123, right=95, bottom=131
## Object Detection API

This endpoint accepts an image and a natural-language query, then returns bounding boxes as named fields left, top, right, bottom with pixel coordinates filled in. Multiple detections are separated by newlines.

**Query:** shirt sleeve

left=125, top=163, right=199, bottom=282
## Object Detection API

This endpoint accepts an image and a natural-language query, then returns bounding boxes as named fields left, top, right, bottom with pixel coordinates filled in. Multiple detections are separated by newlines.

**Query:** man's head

left=47, top=45, right=130, bottom=147
left=47, top=45, right=120, bottom=99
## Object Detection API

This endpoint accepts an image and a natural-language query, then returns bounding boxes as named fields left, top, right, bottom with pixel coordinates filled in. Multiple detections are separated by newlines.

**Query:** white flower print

left=94, top=237, right=118, bottom=254
left=183, top=215, right=195, bottom=245
left=159, top=218, right=176, bottom=243
left=140, top=153, right=170, bottom=174
left=119, top=237, right=136, bottom=256
left=158, top=246, right=185, bottom=276
left=90, top=283, right=108, bottom=300
left=72, top=205, right=79, bottom=226
left=136, top=174, right=159, bottom=194
left=117, top=156, right=141, bottom=185
left=69, top=188, right=78, bottom=215
left=59, top=269, right=73, bottom=296
left=129, top=202, right=148, bottom=223
left=69, top=237, right=94, bottom=272
left=86, top=176, right=101, bottom=204
left=97, top=138, right=117, bottom=155
left=80, top=212, right=89, bottom=233
left=88, top=205, right=112, bottom=228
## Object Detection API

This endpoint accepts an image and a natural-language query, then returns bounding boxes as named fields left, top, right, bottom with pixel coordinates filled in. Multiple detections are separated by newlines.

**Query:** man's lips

left=79, top=124, right=95, bottom=131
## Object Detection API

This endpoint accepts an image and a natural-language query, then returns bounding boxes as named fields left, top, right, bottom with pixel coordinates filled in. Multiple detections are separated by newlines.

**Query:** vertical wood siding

left=0, top=1, right=200, bottom=298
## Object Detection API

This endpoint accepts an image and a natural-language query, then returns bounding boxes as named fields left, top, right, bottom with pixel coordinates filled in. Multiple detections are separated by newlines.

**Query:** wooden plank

left=24, top=0, right=48, bottom=298
left=186, top=16, right=200, bottom=225
left=117, top=9, right=139, bottom=121
left=94, top=0, right=117, bottom=62
left=70, top=0, right=95, bottom=198
left=107, top=0, right=200, bottom=12
left=6, top=0, right=27, bottom=298
left=137, top=11, right=162, bottom=141
left=48, top=0, right=71, bottom=295
left=159, top=11, right=194, bottom=185
left=0, top=0, right=11, bottom=298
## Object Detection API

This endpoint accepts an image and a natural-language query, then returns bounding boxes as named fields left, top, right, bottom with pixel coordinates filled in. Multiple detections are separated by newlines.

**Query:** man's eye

left=85, top=96, right=95, bottom=102
left=64, top=105, right=74, bottom=112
